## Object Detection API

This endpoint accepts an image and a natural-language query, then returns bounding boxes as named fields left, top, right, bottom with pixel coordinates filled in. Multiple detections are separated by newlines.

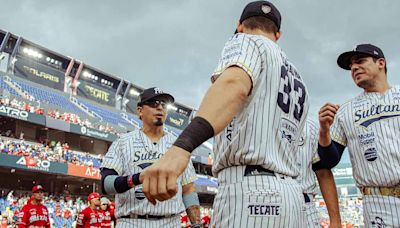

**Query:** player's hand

left=140, top=146, right=191, bottom=205
left=318, top=103, right=339, bottom=146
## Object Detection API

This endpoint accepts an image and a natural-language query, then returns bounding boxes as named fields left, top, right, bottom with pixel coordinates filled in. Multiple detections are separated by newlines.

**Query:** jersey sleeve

left=331, top=106, right=348, bottom=146
left=306, top=120, right=321, bottom=165
left=16, top=205, right=29, bottom=227
left=181, top=160, right=198, bottom=186
left=75, top=211, right=86, bottom=227
left=211, top=34, right=263, bottom=88
left=101, top=139, right=124, bottom=175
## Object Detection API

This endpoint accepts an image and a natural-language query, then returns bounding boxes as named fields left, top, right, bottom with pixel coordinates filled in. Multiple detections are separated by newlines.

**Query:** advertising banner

left=70, top=124, right=117, bottom=142
left=0, top=105, right=46, bottom=125
left=0, top=153, right=68, bottom=174
left=67, top=163, right=101, bottom=180
left=76, top=81, right=115, bottom=106
left=14, top=57, right=65, bottom=91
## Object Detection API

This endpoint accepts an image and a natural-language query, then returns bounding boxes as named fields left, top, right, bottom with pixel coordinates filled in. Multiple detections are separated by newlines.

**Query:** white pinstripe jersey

left=296, top=119, right=319, bottom=194
left=331, top=85, right=400, bottom=187
left=211, top=33, right=309, bottom=177
left=101, top=129, right=197, bottom=217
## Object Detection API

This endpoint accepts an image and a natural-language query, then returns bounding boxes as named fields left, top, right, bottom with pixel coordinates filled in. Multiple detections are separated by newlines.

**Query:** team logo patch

left=135, top=187, right=146, bottom=200
left=364, top=148, right=378, bottom=161
left=371, top=216, right=386, bottom=227
left=280, top=118, right=298, bottom=144
left=358, top=132, right=375, bottom=146
left=247, top=204, right=280, bottom=216
left=261, top=5, right=271, bottom=14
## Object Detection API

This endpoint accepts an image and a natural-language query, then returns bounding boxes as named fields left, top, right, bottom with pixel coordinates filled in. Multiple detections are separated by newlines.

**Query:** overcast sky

left=1, top=0, right=400, bottom=163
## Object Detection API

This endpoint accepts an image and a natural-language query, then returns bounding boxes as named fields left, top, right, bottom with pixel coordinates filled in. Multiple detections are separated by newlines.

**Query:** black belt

left=120, top=214, right=173, bottom=220
left=303, top=193, right=311, bottom=203
left=244, top=165, right=275, bottom=176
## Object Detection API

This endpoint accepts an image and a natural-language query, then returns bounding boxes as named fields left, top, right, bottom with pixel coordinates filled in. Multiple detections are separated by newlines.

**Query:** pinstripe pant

left=363, top=194, right=400, bottom=228
left=211, top=166, right=306, bottom=228
left=304, top=200, right=320, bottom=228
left=116, top=215, right=180, bottom=228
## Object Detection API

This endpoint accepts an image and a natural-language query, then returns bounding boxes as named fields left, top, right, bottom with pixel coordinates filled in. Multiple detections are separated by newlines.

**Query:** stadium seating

left=78, top=99, right=130, bottom=126
left=0, top=77, right=20, bottom=97
left=11, top=78, right=88, bottom=117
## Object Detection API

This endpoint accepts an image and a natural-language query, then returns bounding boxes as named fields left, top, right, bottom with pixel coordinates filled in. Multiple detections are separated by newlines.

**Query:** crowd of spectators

left=0, top=191, right=213, bottom=228
left=0, top=96, right=118, bottom=135
left=0, top=135, right=103, bottom=168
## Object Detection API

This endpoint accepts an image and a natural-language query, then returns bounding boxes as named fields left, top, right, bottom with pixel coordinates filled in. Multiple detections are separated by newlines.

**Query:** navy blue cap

left=138, top=87, right=174, bottom=105
left=337, top=44, right=385, bottom=70
left=235, top=1, right=281, bottom=33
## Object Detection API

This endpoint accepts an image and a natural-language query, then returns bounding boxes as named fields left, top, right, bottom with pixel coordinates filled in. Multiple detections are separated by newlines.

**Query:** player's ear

left=275, top=31, right=282, bottom=41
left=236, top=22, right=244, bottom=33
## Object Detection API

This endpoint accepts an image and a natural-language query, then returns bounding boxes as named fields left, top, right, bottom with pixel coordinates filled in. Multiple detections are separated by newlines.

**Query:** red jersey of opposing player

left=99, top=197, right=116, bottom=228
left=202, top=214, right=211, bottom=227
left=16, top=185, right=50, bottom=228
left=76, top=192, right=102, bottom=228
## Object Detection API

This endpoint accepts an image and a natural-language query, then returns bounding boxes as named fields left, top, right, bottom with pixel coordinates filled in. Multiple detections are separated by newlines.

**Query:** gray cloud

left=1, top=1, right=399, bottom=126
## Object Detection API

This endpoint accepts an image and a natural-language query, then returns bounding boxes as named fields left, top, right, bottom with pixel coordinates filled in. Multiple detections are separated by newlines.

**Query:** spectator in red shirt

left=99, top=197, right=116, bottom=228
left=16, top=185, right=50, bottom=228
left=76, top=192, right=102, bottom=228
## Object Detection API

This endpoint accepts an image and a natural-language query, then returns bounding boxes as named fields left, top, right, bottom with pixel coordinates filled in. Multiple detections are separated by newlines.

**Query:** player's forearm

left=182, top=183, right=201, bottom=225
left=315, top=169, right=341, bottom=225
left=319, top=129, right=331, bottom=146
left=196, top=67, right=251, bottom=135
left=186, top=205, right=202, bottom=225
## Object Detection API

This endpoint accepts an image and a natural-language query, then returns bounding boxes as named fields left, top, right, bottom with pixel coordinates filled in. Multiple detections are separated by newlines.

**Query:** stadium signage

left=83, top=84, right=110, bottom=102
left=70, top=124, right=117, bottom=142
left=16, top=156, right=51, bottom=171
left=13, top=57, right=65, bottom=91
left=22, top=66, right=60, bottom=83
left=67, top=163, right=101, bottom=180
left=0, top=105, right=29, bottom=120
left=0, top=154, right=68, bottom=174
left=168, top=117, right=184, bottom=127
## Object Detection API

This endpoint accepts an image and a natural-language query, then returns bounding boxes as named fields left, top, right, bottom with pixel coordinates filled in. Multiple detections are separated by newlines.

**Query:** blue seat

left=0, top=77, right=20, bottom=97
left=12, top=78, right=88, bottom=117
left=79, top=99, right=129, bottom=126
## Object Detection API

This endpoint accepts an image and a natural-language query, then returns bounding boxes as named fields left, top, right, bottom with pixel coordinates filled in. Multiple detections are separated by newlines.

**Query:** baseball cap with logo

left=235, top=1, right=281, bottom=33
left=88, top=192, right=101, bottom=201
left=32, top=185, right=45, bottom=193
left=337, top=44, right=385, bottom=70
left=138, top=87, right=174, bottom=106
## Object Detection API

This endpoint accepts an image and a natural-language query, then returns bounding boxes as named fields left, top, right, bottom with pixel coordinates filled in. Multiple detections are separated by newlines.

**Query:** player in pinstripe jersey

left=139, top=1, right=310, bottom=227
left=297, top=119, right=341, bottom=227
left=319, top=44, right=400, bottom=227
left=100, top=87, right=202, bottom=228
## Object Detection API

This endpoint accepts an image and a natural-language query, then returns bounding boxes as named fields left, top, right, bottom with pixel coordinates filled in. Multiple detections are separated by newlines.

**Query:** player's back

left=212, top=33, right=309, bottom=177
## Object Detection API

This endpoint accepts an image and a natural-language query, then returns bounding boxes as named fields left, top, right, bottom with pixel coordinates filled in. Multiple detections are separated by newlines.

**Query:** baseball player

left=297, top=119, right=341, bottom=227
left=100, top=87, right=201, bottom=228
left=16, top=185, right=50, bottom=228
left=76, top=192, right=102, bottom=228
left=139, top=1, right=310, bottom=227
left=319, top=43, right=400, bottom=227
left=99, top=197, right=116, bottom=228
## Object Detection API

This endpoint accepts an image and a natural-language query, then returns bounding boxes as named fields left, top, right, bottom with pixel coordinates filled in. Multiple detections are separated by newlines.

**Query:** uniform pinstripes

left=211, top=33, right=309, bottom=178
left=212, top=166, right=305, bottom=228
left=304, top=201, right=320, bottom=228
left=101, top=130, right=197, bottom=226
left=116, top=216, right=180, bottom=228
left=297, top=120, right=321, bottom=226
left=209, top=33, right=309, bottom=227
left=331, top=86, right=400, bottom=187
left=297, top=119, right=319, bottom=195
left=363, top=195, right=400, bottom=227
left=330, top=86, right=400, bottom=226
